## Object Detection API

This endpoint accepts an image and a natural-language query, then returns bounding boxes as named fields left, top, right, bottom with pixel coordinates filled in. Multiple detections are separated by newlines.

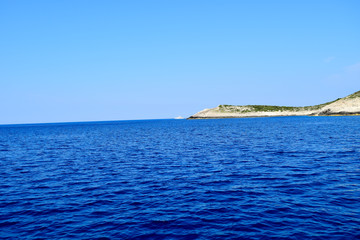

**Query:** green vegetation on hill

left=189, top=90, right=360, bottom=119
left=218, top=105, right=300, bottom=113
left=347, top=90, right=360, bottom=99
left=218, top=96, right=344, bottom=113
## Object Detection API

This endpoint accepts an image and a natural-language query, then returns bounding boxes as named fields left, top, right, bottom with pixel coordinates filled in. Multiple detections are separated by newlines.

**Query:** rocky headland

left=189, top=91, right=360, bottom=119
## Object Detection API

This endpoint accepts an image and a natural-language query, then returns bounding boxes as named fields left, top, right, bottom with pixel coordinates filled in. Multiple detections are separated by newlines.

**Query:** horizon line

left=0, top=118, right=184, bottom=127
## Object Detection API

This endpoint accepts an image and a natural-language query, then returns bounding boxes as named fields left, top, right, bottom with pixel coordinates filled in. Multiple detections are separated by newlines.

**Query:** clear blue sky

left=1, top=0, right=359, bottom=124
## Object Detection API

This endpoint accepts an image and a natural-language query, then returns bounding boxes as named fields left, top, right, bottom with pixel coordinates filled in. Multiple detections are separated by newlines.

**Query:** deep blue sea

left=1, top=117, right=360, bottom=239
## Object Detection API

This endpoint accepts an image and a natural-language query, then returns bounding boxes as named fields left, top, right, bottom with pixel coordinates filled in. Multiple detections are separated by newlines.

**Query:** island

left=188, top=91, right=360, bottom=119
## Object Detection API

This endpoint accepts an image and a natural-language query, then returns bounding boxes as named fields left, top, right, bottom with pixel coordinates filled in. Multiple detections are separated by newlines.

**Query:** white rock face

left=190, top=107, right=314, bottom=118
left=315, top=97, right=360, bottom=115
left=189, top=91, right=360, bottom=119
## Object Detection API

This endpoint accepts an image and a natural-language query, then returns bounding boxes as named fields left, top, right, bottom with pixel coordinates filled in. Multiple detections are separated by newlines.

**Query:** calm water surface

left=0, top=117, right=360, bottom=239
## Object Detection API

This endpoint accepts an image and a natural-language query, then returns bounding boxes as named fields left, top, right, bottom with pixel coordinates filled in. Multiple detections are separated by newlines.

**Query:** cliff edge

left=189, top=91, right=360, bottom=119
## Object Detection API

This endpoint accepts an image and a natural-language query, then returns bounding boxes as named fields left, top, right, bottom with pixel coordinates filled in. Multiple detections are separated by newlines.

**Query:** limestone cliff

left=189, top=91, right=360, bottom=119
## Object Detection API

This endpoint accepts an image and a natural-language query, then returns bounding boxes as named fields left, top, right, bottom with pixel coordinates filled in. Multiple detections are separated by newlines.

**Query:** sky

left=1, top=0, right=360, bottom=124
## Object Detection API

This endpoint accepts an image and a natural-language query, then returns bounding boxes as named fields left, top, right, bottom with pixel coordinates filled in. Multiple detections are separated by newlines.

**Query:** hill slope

left=189, top=91, right=360, bottom=119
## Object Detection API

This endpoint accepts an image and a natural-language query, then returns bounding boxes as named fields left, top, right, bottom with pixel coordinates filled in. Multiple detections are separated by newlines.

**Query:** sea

left=0, top=116, right=359, bottom=239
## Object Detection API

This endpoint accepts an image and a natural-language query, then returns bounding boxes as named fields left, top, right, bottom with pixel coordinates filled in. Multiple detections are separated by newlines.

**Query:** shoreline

left=188, top=91, right=360, bottom=119
left=188, top=113, right=360, bottom=120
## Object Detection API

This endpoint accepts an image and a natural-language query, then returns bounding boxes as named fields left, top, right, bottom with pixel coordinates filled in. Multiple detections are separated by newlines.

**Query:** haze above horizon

left=1, top=0, right=360, bottom=124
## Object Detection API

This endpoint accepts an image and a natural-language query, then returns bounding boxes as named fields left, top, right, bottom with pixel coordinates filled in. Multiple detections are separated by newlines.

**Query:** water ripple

left=1, top=117, right=360, bottom=239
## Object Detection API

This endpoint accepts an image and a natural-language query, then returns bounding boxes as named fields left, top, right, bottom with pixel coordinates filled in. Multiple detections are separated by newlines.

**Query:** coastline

left=188, top=91, right=360, bottom=119
left=188, top=113, right=360, bottom=119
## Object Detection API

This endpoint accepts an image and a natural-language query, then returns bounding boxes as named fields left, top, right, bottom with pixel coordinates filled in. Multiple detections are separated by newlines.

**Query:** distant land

left=189, top=91, right=360, bottom=119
